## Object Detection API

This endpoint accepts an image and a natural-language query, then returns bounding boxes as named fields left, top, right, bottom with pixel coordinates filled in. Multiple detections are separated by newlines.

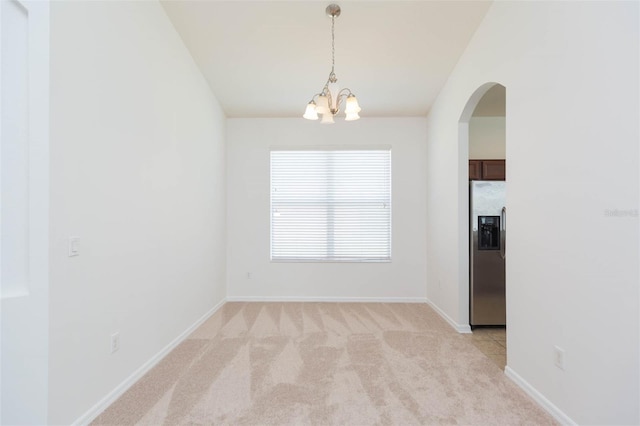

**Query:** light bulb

left=345, top=112, right=360, bottom=121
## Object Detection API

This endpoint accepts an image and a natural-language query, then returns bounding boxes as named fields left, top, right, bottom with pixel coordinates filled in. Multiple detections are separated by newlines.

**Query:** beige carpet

left=92, top=302, right=555, bottom=425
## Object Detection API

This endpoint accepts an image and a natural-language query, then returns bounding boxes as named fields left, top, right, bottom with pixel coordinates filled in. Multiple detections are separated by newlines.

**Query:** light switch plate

left=68, top=237, right=80, bottom=257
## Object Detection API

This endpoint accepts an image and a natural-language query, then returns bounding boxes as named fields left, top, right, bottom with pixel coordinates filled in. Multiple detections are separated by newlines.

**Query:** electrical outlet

left=111, top=332, right=120, bottom=354
left=247, top=272, right=252, bottom=279
left=554, top=346, right=565, bottom=370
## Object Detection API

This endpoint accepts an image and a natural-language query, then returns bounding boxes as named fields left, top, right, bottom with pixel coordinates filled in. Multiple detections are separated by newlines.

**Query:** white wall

left=426, top=1, right=638, bottom=424
left=1, top=1, right=50, bottom=424
left=468, top=117, right=505, bottom=159
left=227, top=118, right=427, bottom=301
left=48, top=1, right=227, bottom=424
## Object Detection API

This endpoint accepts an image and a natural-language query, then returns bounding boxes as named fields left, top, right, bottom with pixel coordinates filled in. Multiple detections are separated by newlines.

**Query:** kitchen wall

left=48, top=2, right=227, bottom=423
left=227, top=118, right=427, bottom=301
left=468, top=117, right=505, bottom=160
left=426, top=1, right=638, bottom=424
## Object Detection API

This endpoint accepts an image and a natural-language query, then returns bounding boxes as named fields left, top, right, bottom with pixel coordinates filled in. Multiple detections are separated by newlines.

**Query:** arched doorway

left=459, top=83, right=507, bottom=369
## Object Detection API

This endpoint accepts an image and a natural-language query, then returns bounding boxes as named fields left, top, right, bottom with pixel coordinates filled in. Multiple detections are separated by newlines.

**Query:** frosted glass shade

left=345, top=112, right=360, bottom=121
left=321, top=112, right=335, bottom=124
left=303, top=102, right=318, bottom=120
left=345, top=95, right=361, bottom=114
left=316, top=95, right=329, bottom=115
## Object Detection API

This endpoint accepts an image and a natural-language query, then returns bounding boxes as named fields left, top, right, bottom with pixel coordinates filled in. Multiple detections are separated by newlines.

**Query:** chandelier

left=303, top=4, right=361, bottom=123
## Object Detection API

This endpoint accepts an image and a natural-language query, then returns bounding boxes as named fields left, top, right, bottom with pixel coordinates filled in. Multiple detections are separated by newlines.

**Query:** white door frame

left=457, top=82, right=505, bottom=328
left=0, top=1, right=50, bottom=423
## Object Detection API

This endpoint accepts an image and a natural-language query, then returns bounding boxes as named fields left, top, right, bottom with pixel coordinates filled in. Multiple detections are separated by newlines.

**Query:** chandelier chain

left=331, top=15, right=335, bottom=74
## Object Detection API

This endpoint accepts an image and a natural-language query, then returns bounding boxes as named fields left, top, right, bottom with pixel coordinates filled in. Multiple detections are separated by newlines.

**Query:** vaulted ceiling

left=161, top=1, right=493, bottom=118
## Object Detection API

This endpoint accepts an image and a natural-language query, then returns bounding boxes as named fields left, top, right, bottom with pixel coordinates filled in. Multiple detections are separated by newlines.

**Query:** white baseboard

left=505, top=366, right=576, bottom=425
left=226, top=296, right=428, bottom=303
left=425, top=298, right=472, bottom=333
left=73, top=298, right=226, bottom=426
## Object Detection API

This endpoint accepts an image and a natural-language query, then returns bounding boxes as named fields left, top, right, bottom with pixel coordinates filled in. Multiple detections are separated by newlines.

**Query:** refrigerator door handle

left=500, top=206, right=507, bottom=259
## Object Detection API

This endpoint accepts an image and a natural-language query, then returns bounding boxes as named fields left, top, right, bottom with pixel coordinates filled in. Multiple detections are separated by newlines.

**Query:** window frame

left=270, top=147, right=392, bottom=263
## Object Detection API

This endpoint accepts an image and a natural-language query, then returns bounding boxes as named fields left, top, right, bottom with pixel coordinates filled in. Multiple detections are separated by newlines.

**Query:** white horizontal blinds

left=271, top=150, right=391, bottom=261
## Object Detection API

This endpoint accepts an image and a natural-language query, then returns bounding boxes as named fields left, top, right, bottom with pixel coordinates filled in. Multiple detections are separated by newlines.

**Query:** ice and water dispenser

left=478, top=216, right=500, bottom=250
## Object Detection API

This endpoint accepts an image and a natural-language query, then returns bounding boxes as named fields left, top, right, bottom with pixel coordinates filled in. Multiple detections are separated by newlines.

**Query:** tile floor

left=465, top=327, right=507, bottom=370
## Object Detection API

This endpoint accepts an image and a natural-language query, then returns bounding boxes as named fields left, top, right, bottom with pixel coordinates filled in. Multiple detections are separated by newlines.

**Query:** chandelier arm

left=322, top=89, right=354, bottom=115
left=309, top=92, right=324, bottom=103
left=337, top=88, right=353, bottom=98
left=324, top=71, right=337, bottom=88
left=332, top=88, right=353, bottom=111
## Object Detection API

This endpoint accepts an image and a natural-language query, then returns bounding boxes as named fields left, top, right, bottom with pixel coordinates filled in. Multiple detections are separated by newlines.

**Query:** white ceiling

left=161, top=1, right=492, bottom=118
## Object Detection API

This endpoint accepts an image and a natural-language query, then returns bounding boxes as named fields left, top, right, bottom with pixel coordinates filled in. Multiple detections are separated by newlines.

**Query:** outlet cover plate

left=554, top=346, right=565, bottom=370
left=111, top=332, right=120, bottom=354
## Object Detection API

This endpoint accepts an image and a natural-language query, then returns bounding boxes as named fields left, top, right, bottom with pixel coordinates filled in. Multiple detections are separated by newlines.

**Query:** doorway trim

left=0, top=1, right=50, bottom=423
left=457, top=82, right=505, bottom=329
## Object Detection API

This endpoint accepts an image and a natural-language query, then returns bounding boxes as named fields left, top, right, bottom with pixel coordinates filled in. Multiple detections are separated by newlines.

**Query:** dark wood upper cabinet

left=469, top=159, right=505, bottom=181
left=469, top=160, right=482, bottom=180
left=481, top=160, right=506, bottom=180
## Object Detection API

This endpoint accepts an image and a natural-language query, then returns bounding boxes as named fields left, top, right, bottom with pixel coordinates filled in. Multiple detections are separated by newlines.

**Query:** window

left=270, top=149, right=391, bottom=262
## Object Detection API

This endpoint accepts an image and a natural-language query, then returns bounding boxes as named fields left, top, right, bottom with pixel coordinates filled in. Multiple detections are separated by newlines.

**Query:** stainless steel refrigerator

left=470, top=180, right=506, bottom=327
